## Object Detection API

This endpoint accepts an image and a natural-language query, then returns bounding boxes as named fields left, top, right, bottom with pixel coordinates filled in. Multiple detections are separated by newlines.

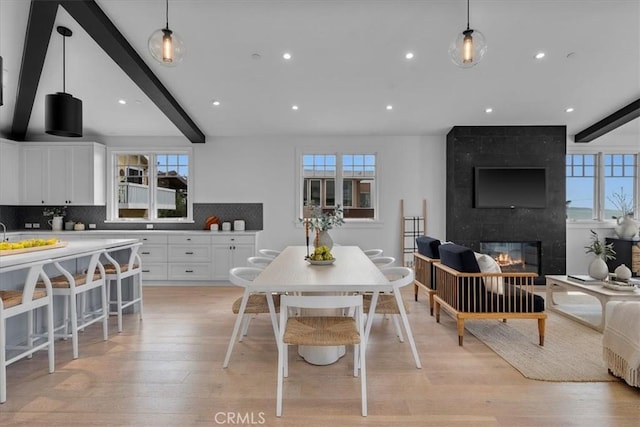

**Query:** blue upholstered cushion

left=438, top=243, right=481, bottom=273
left=416, top=236, right=441, bottom=259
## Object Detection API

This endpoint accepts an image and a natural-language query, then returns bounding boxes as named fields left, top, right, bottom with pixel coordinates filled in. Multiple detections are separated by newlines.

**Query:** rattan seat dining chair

left=223, top=267, right=280, bottom=368
left=258, top=249, right=281, bottom=259
left=276, top=294, right=367, bottom=417
left=247, top=256, right=273, bottom=269
left=362, top=266, right=421, bottom=368
left=363, top=249, right=383, bottom=258
left=370, top=256, right=395, bottom=269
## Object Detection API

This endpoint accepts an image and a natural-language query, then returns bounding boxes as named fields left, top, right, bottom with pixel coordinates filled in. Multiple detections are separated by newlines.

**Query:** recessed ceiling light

left=292, top=105, right=299, bottom=110
left=212, top=100, right=221, bottom=106
left=386, top=105, right=393, bottom=110
left=534, top=52, right=546, bottom=60
left=565, top=107, right=575, bottom=113
left=405, top=52, right=414, bottom=60
left=283, top=52, right=292, bottom=60
left=485, top=107, right=493, bottom=113
left=118, top=99, right=126, bottom=105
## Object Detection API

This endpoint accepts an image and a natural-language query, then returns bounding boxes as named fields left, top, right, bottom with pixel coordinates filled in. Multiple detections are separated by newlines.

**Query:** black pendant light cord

left=165, top=0, right=169, bottom=30
left=62, top=33, right=66, bottom=93
left=466, top=0, right=470, bottom=31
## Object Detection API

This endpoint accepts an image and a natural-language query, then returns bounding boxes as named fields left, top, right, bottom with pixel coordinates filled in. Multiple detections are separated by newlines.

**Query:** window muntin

left=112, top=151, right=191, bottom=221
left=301, top=152, right=377, bottom=220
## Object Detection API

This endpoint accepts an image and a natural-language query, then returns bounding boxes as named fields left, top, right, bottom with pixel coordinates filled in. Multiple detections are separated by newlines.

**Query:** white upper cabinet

left=20, top=141, right=106, bottom=206
left=0, top=139, right=21, bottom=205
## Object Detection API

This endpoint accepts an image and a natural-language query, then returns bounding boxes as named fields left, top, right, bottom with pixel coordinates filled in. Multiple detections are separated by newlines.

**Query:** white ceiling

left=0, top=0, right=639, bottom=142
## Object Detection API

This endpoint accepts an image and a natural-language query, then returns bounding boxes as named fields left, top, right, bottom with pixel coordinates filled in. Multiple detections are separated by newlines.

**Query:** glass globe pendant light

left=449, top=0, right=487, bottom=68
left=148, top=0, right=184, bottom=66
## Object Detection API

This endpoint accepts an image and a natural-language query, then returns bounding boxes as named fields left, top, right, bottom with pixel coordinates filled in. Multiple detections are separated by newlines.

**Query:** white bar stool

left=1, top=263, right=55, bottom=403
left=101, top=242, right=143, bottom=333
left=37, top=249, right=108, bottom=359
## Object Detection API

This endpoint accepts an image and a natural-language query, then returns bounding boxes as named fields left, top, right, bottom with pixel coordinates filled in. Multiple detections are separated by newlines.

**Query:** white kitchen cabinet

left=211, top=234, right=256, bottom=280
left=167, top=235, right=212, bottom=281
left=137, top=234, right=168, bottom=281
left=20, top=142, right=106, bottom=206
left=0, top=139, right=20, bottom=205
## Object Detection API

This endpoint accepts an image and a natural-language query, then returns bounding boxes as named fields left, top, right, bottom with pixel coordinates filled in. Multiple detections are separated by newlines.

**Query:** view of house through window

left=566, top=153, right=637, bottom=221
left=114, top=152, right=190, bottom=221
left=302, top=153, right=376, bottom=220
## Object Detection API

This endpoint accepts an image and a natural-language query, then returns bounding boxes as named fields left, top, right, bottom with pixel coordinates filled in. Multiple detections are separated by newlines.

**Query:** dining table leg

left=364, top=291, right=379, bottom=344
left=265, top=293, right=279, bottom=343
left=394, top=290, right=422, bottom=369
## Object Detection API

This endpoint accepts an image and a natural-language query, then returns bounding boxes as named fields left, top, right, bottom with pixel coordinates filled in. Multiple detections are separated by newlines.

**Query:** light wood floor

left=1, top=286, right=639, bottom=426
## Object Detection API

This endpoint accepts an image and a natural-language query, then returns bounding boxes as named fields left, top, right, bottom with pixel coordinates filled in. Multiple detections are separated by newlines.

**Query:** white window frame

left=296, top=148, right=380, bottom=226
left=566, top=149, right=639, bottom=225
left=106, top=147, right=194, bottom=223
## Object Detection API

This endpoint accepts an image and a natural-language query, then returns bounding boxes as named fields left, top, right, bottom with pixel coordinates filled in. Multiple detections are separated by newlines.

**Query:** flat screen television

left=474, top=167, right=547, bottom=208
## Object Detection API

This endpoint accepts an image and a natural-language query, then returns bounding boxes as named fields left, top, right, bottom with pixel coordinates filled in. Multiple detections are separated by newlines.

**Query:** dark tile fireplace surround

left=446, top=126, right=567, bottom=284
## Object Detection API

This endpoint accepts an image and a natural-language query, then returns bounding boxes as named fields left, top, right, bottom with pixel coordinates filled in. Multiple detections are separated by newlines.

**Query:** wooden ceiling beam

left=10, top=0, right=59, bottom=141
left=60, top=0, right=205, bottom=143
left=574, top=98, right=640, bottom=143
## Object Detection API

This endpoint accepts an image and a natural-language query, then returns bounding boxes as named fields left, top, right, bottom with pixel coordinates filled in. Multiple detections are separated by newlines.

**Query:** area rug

left=465, top=310, right=615, bottom=382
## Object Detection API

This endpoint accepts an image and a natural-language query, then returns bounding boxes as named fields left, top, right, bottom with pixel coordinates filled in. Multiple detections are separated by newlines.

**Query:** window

left=301, top=152, right=377, bottom=220
left=109, top=150, right=192, bottom=221
left=566, top=152, right=638, bottom=221
left=603, top=154, right=636, bottom=220
left=566, top=154, right=596, bottom=220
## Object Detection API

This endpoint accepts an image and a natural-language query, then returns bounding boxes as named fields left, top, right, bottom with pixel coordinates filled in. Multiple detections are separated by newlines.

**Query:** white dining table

left=234, top=245, right=421, bottom=366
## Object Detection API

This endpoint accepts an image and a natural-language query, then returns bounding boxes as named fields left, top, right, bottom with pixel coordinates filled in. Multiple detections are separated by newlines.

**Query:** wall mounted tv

left=474, top=167, right=547, bottom=208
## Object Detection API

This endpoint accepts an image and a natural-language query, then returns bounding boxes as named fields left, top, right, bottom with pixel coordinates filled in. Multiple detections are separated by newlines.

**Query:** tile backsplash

left=0, top=203, right=263, bottom=231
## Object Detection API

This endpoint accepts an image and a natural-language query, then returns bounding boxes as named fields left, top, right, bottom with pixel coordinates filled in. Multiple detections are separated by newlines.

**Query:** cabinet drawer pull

left=142, top=269, right=151, bottom=273
left=141, top=251, right=151, bottom=255
left=186, top=270, right=194, bottom=273
left=185, top=251, right=194, bottom=255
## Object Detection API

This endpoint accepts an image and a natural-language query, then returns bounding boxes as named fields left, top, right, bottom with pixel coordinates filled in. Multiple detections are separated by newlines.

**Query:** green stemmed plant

left=584, top=229, right=616, bottom=261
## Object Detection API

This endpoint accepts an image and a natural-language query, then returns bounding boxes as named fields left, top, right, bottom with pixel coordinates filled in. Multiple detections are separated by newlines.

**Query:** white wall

left=87, top=127, right=640, bottom=274
left=97, top=134, right=447, bottom=264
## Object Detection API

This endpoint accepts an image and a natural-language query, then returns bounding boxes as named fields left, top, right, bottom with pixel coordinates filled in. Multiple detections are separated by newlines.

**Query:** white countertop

left=0, top=238, right=139, bottom=271
left=5, top=229, right=260, bottom=239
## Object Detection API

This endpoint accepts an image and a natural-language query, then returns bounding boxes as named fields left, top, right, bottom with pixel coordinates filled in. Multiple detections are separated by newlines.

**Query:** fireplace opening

left=479, top=241, right=541, bottom=275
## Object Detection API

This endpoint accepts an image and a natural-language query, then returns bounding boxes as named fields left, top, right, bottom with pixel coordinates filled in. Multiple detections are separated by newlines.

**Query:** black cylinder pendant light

left=46, top=26, right=83, bottom=137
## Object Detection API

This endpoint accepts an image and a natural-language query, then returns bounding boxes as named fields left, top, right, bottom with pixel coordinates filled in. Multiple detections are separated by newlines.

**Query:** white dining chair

left=247, top=256, right=273, bottom=269
left=363, top=249, right=383, bottom=258
left=276, top=294, right=367, bottom=417
left=370, top=256, right=395, bottom=269
left=258, top=249, right=281, bottom=259
left=363, top=266, right=421, bottom=368
left=223, top=267, right=280, bottom=368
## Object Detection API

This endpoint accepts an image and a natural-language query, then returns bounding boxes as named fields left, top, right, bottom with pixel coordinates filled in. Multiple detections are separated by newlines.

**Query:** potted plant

left=302, top=204, right=344, bottom=249
left=584, top=229, right=616, bottom=280
left=607, top=187, right=637, bottom=239
left=43, top=206, right=67, bottom=231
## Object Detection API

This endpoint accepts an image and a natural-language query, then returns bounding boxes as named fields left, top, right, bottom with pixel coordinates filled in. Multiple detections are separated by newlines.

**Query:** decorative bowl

left=307, top=258, right=336, bottom=265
